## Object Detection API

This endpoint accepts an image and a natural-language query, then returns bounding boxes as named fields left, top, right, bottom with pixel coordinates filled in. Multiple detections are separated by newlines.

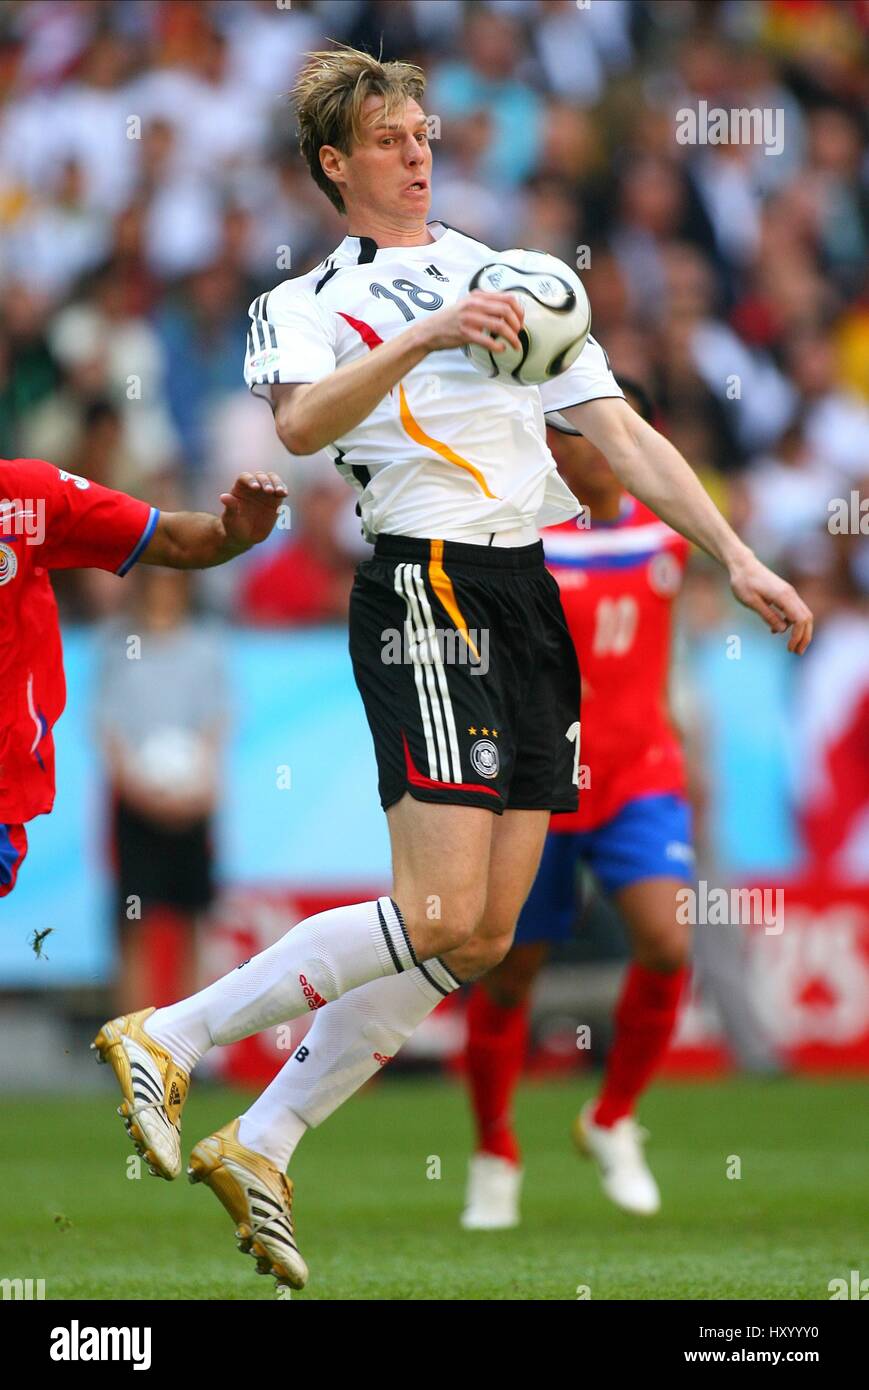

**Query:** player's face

left=328, top=96, right=432, bottom=224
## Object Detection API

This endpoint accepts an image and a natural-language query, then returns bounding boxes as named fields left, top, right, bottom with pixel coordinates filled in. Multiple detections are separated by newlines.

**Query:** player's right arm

left=270, top=292, right=525, bottom=457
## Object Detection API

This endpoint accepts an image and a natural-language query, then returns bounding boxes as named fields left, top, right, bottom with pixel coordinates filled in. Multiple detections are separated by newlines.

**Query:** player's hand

left=419, top=291, right=525, bottom=353
left=219, top=472, right=288, bottom=548
left=728, top=552, right=814, bottom=653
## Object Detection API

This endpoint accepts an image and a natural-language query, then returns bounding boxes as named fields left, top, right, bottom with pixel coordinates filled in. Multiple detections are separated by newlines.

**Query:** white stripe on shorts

left=409, top=565, right=462, bottom=782
left=394, top=562, right=440, bottom=779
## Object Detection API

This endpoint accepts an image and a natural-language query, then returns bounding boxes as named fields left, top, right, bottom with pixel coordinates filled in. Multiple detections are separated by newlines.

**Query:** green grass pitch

left=1, top=1075, right=866, bottom=1300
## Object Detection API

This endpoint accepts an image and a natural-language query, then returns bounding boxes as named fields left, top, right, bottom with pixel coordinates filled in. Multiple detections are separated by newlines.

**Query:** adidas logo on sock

left=299, top=973, right=328, bottom=1011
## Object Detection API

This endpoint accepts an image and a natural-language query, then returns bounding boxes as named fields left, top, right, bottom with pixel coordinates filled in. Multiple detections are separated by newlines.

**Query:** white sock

left=236, top=956, right=462, bottom=1171
left=143, top=897, right=416, bottom=1073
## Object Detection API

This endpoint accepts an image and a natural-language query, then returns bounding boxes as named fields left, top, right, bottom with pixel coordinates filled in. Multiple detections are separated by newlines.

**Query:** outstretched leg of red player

left=462, top=942, right=548, bottom=1228
left=593, top=960, right=688, bottom=1128
left=576, top=875, right=690, bottom=1214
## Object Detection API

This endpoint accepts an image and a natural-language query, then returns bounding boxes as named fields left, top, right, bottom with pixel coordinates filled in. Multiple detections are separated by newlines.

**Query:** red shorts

left=0, top=823, right=29, bottom=898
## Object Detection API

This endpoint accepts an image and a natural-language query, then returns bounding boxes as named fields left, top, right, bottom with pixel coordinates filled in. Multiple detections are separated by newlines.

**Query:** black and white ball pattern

left=463, top=249, right=591, bottom=386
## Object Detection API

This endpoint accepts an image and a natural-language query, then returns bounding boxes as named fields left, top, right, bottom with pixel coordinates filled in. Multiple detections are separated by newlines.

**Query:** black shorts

left=349, top=535, right=581, bottom=815
left=112, top=799, right=216, bottom=920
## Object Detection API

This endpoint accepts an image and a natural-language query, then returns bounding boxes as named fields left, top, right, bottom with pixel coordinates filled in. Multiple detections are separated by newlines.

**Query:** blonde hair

left=292, top=44, right=426, bottom=214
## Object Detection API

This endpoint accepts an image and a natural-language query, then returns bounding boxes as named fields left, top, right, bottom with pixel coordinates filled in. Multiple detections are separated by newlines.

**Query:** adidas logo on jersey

left=424, top=263, right=447, bottom=281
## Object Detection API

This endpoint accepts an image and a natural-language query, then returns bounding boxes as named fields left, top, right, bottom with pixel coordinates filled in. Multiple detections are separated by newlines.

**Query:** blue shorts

left=515, top=793, right=694, bottom=945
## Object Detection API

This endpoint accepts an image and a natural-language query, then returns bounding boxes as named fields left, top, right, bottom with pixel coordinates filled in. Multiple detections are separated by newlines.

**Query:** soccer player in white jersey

left=94, top=47, right=812, bottom=1292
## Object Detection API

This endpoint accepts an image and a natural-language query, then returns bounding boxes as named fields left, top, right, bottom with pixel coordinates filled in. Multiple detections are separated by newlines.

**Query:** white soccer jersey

left=244, top=220, right=624, bottom=541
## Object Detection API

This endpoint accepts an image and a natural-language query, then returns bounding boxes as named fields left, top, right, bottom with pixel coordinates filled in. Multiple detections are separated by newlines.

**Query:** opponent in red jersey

left=0, top=458, right=287, bottom=897
left=462, top=381, right=694, bottom=1228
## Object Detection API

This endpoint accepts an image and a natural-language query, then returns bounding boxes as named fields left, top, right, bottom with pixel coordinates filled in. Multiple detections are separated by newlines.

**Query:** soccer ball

left=462, top=249, right=591, bottom=386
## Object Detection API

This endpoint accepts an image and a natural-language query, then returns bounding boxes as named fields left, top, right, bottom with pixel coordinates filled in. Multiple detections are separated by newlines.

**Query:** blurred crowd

left=1, top=0, right=867, bottom=887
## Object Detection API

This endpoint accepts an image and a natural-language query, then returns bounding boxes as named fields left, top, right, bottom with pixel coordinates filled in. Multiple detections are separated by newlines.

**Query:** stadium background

left=1, top=2, right=868, bottom=1102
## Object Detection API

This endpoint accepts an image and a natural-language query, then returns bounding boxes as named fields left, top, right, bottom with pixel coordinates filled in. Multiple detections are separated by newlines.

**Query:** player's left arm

left=141, top=472, right=287, bottom=569
left=560, top=396, right=814, bottom=654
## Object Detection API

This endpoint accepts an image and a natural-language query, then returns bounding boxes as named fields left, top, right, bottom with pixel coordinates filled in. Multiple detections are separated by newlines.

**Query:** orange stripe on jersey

left=398, top=384, right=498, bottom=499
left=428, top=539, right=481, bottom=662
